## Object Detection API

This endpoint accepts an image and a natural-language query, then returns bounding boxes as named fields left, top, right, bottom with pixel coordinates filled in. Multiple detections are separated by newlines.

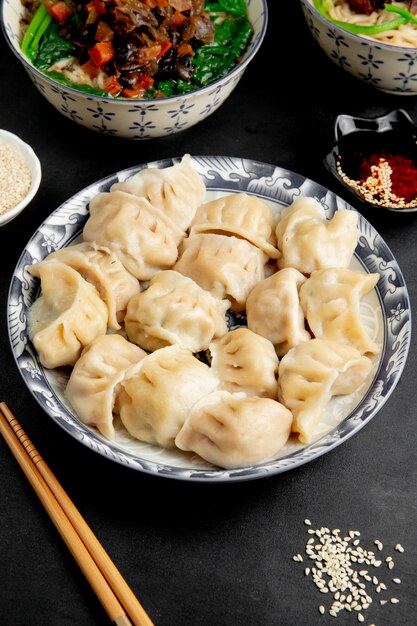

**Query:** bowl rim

left=1, top=0, right=268, bottom=104
left=0, top=128, right=42, bottom=225
left=301, top=0, right=417, bottom=52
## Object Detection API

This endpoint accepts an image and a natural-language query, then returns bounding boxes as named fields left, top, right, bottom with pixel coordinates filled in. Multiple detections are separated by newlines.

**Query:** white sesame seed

left=395, top=544, right=404, bottom=553
left=386, top=556, right=392, bottom=562
left=304, top=568, right=310, bottom=576
left=304, top=519, right=312, bottom=526
left=391, top=598, right=400, bottom=604
left=0, top=142, right=32, bottom=215
left=392, top=578, right=401, bottom=584
left=388, top=561, right=394, bottom=570
left=358, top=614, right=364, bottom=623
left=380, top=600, right=387, bottom=605
left=319, top=605, right=325, bottom=614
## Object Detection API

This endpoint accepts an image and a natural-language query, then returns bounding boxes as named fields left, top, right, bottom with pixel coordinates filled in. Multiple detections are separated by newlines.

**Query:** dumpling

left=175, top=390, right=293, bottom=469
left=173, top=233, right=268, bottom=311
left=277, top=338, right=373, bottom=444
left=27, top=262, right=108, bottom=368
left=276, top=196, right=359, bottom=273
left=246, top=268, right=311, bottom=356
left=117, top=345, right=220, bottom=448
left=110, top=154, right=206, bottom=232
left=124, top=270, right=230, bottom=353
left=209, top=328, right=279, bottom=399
left=29, top=242, right=140, bottom=329
left=189, top=192, right=280, bottom=258
left=83, top=190, right=184, bottom=280
left=299, top=268, right=380, bottom=355
left=66, top=334, right=147, bottom=439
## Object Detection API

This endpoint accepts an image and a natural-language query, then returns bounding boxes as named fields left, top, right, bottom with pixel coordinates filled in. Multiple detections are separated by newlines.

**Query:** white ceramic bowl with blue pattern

left=300, top=0, right=417, bottom=95
left=1, top=0, right=267, bottom=139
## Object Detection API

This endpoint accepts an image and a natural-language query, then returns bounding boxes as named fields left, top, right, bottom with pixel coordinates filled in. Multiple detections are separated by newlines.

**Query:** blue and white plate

left=7, top=156, right=411, bottom=482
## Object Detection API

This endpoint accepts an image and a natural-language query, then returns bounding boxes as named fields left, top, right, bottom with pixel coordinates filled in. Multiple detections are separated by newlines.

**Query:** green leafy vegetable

left=35, top=22, right=76, bottom=70
left=192, top=17, right=252, bottom=86
left=43, top=71, right=109, bottom=96
left=21, top=3, right=52, bottom=62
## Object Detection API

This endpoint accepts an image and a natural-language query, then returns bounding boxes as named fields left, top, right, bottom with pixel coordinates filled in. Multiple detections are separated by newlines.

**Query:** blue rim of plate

left=7, top=155, right=412, bottom=482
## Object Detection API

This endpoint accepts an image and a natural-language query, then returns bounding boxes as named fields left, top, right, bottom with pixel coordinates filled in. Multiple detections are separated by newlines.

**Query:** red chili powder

left=359, top=152, right=417, bottom=203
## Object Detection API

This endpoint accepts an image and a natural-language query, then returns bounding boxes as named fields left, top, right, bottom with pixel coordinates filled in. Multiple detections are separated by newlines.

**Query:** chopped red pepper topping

left=360, top=152, right=417, bottom=203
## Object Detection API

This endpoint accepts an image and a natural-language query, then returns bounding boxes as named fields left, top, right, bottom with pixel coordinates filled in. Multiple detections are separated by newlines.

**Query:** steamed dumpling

left=27, top=262, right=108, bottom=368
left=83, top=190, right=184, bottom=280
left=189, top=192, right=280, bottom=258
left=246, top=268, right=311, bottom=356
left=175, top=390, right=293, bottom=469
left=299, top=268, right=380, bottom=355
left=278, top=338, right=373, bottom=444
left=118, top=345, right=220, bottom=448
left=124, top=270, right=230, bottom=353
left=209, top=327, right=279, bottom=399
left=111, top=154, right=206, bottom=231
left=276, top=196, right=359, bottom=273
left=29, top=242, right=141, bottom=329
left=66, top=334, right=147, bottom=439
left=173, top=233, right=268, bottom=311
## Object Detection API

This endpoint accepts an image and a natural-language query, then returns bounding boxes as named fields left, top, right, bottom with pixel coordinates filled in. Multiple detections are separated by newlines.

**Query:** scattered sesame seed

left=319, top=605, right=325, bottom=614
left=395, top=544, right=404, bottom=553
left=388, top=561, right=394, bottom=570
left=304, top=519, right=312, bottom=526
left=358, top=613, right=364, bottom=623
left=380, top=599, right=387, bottom=605
left=392, top=578, right=401, bottom=584
left=391, top=598, right=400, bottom=604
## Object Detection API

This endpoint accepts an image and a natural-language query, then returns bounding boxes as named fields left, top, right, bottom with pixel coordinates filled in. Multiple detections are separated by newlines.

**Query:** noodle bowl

left=301, top=0, right=417, bottom=95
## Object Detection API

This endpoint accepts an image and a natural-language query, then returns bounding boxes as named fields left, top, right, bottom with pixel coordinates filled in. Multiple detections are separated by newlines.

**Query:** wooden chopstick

left=0, top=401, right=154, bottom=626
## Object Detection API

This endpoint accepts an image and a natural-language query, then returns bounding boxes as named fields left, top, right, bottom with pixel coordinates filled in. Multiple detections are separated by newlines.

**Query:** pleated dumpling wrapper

left=29, top=242, right=140, bottom=330
left=209, top=327, right=279, bottom=399
left=66, top=334, right=147, bottom=439
left=110, top=153, right=206, bottom=232
left=83, top=190, right=184, bottom=281
left=278, top=338, right=373, bottom=444
left=276, top=196, right=359, bottom=274
left=117, top=345, right=220, bottom=449
left=125, top=270, right=230, bottom=353
left=174, top=233, right=268, bottom=312
left=175, top=390, right=293, bottom=469
left=189, top=192, right=280, bottom=259
left=28, top=262, right=108, bottom=368
left=299, top=268, right=380, bottom=355
left=246, top=267, right=311, bottom=357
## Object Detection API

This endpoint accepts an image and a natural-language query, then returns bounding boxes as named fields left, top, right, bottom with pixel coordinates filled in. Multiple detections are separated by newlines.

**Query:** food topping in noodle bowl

left=312, top=0, right=417, bottom=47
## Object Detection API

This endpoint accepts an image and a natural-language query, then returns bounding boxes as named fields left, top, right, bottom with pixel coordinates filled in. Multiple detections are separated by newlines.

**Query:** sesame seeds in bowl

left=0, top=129, right=41, bottom=227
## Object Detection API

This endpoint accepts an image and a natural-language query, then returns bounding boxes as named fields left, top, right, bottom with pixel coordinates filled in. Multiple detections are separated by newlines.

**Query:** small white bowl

left=0, top=129, right=41, bottom=227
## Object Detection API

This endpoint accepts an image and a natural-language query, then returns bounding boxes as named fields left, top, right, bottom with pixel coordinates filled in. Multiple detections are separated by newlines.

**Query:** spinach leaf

left=210, top=0, right=247, bottom=17
left=35, top=22, right=76, bottom=70
left=192, top=17, right=253, bottom=87
left=43, top=70, right=109, bottom=96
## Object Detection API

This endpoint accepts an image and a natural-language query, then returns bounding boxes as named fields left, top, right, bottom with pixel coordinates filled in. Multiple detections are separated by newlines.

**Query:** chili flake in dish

left=20, top=0, right=253, bottom=98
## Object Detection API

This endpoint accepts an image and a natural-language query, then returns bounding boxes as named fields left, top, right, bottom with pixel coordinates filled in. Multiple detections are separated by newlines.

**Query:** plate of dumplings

left=8, top=154, right=411, bottom=482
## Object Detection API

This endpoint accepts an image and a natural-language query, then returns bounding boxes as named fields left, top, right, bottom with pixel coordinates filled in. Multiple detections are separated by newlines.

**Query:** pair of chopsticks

left=0, top=401, right=154, bottom=626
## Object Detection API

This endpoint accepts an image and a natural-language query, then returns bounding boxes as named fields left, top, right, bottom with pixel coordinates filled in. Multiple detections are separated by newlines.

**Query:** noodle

left=313, top=0, right=417, bottom=47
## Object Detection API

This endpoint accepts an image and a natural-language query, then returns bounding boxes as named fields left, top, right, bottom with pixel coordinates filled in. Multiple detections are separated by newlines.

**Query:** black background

left=1, top=2, right=416, bottom=625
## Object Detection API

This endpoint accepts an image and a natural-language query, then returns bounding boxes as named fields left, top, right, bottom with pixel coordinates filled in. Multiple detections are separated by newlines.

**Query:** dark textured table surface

left=1, top=2, right=416, bottom=625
